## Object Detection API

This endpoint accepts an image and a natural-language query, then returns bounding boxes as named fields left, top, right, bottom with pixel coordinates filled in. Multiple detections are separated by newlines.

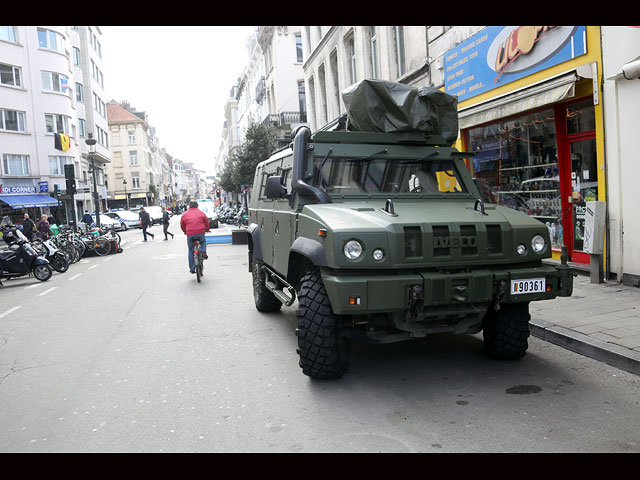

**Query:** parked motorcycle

left=31, top=237, right=69, bottom=273
left=0, top=223, right=53, bottom=285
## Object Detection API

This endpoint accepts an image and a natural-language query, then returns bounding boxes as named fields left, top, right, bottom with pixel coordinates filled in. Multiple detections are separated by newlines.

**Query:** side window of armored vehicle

left=312, top=155, right=468, bottom=194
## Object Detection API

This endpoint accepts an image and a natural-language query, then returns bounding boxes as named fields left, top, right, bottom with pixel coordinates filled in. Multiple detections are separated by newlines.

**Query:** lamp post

left=85, top=133, right=100, bottom=227
left=123, top=179, right=129, bottom=210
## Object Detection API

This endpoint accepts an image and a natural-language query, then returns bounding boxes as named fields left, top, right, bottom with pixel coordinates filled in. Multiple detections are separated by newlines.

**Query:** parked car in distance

left=103, top=210, right=139, bottom=230
left=197, top=200, right=219, bottom=228
left=144, top=206, right=164, bottom=225
left=78, top=213, right=122, bottom=231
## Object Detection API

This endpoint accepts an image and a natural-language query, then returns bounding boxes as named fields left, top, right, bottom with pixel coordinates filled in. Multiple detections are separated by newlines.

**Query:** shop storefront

left=445, top=26, right=604, bottom=265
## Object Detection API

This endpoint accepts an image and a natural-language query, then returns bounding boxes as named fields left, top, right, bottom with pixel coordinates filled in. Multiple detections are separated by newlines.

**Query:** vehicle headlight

left=531, top=235, right=546, bottom=253
left=372, top=248, right=385, bottom=261
left=516, top=244, right=527, bottom=255
left=344, top=240, right=363, bottom=260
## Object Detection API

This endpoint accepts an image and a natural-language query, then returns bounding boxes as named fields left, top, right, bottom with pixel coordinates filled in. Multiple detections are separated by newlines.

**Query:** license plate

left=510, top=278, right=545, bottom=295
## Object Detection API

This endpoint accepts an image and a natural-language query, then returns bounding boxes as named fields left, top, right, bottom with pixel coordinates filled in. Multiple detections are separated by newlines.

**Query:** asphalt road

left=1, top=219, right=639, bottom=452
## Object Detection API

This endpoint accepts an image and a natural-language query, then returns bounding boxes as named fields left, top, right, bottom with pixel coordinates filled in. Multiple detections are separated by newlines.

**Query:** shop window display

left=467, top=109, right=563, bottom=250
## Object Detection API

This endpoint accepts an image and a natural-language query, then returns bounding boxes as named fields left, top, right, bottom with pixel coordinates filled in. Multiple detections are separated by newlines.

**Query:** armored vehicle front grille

left=404, top=226, right=422, bottom=257
left=432, top=226, right=450, bottom=257
left=486, top=224, right=502, bottom=254
left=460, top=225, right=478, bottom=256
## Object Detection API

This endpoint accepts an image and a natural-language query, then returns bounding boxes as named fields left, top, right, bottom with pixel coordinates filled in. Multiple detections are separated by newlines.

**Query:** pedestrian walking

left=81, top=210, right=94, bottom=231
left=22, top=213, right=35, bottom=241
left=139, top=207, right=154, bottom=241
left=36, top=214, right=52, bottom=239
left=161, top=206, right=174, bottom=241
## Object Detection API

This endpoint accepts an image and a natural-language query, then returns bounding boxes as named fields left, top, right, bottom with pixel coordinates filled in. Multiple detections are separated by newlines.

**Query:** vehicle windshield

left=312, top=155, right=467, bottom=195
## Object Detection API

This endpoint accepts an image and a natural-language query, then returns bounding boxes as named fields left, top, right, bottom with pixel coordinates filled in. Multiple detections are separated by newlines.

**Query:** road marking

left=37, top=287, right=57, bottom=297
left=102, top=257, right=112, bottom=262
left=68, top=273, right=82, bottom=281
left=26, top=283, right=42, bottom=289
left=0, top=306, right=21, bottom=318
left=88, top=264, right=99, bottom=270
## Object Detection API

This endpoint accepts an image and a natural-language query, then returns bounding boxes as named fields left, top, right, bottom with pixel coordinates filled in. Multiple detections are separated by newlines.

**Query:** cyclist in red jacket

left=180, top=201, right=210, bottom=273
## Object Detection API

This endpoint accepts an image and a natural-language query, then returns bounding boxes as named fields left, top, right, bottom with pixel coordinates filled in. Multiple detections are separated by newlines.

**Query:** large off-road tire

left=483, top=302, right=530, bottom=360
left=295, top=268, right=350, bottom=380
left=251, top=261, right=282, bottom=312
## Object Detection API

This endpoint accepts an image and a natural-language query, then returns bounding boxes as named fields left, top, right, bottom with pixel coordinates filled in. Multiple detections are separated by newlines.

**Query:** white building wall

left=602, top=26, right=640, bottom=282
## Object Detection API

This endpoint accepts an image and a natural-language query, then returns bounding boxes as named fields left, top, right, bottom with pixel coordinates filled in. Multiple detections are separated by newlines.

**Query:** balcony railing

left=263, top=111, right=307, bottom=127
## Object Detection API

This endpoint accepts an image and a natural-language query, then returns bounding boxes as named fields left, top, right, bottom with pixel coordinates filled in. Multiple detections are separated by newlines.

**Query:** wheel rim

left=34, top=265, right=52, bottom=281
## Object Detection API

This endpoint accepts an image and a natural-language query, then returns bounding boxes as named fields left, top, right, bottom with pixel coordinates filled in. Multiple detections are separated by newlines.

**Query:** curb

left=530, top=318, right=640, bottom=376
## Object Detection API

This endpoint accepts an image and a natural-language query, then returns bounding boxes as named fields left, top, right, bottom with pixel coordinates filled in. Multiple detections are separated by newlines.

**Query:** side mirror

left=264, top=175, right=287, bottom=199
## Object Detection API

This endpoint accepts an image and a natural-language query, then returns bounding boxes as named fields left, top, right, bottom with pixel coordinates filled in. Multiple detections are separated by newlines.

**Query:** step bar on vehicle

left=261, top=265, right=296, bottom=306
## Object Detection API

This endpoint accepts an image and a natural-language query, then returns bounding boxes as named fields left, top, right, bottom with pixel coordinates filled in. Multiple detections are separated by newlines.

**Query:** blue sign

left=39, top=181, right=48, bottom=193
left=444, top=26, right=587, bottom=102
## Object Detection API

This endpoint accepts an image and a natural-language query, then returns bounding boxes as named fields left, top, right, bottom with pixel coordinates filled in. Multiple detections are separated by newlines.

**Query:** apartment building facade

left=0, top=25, right=110, bottom=225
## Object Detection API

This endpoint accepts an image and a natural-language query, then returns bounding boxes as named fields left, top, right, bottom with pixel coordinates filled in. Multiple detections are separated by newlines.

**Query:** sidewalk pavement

left=530, top=270, right=640, bottom=376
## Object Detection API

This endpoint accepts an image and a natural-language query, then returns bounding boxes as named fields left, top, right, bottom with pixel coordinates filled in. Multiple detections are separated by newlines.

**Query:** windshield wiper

left=356, top=149, right=388, bottom=162
left=315, top=148, right=332, bottom=189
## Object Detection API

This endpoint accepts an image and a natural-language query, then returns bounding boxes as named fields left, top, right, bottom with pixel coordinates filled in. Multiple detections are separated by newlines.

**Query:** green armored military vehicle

left=247, top=79, right=573, bottom=380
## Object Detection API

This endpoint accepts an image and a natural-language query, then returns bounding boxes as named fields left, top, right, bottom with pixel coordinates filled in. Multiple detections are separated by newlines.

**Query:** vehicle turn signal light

left=349, top=296, right=361, bottom=305
left=318, top=229, right=327, bottom=237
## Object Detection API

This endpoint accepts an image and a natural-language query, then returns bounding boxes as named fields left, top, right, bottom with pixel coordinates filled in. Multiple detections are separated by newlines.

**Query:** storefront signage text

left=0, top=185, right=37, bottom=194
left=444, top=26, right=586, bottom=102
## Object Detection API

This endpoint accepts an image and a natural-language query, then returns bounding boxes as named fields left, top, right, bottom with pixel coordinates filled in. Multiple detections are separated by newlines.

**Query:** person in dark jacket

left=139, top=207, right=154, bottom=241
left=161, top=206, right=174, bottom=241
left=22, top=213, right=35, bottom=241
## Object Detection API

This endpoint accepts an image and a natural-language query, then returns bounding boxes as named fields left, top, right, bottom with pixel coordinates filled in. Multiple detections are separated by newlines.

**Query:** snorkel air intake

left=291, top=126, right=332, bottom=206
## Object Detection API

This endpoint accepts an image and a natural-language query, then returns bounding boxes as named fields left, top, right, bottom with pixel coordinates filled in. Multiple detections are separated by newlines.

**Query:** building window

left=2, top=154, right=30, bottom=176
left=129, top=151, right=138, bottom=165
left=93, top=93, right=106, bottom=117
left=131, top=175, right=140, bottom=189
left=393, top=26, right=406, bottom=77
left=330, top=50, right=340, bottom=116
left=318, top=64, right=328, bottom=126
left=78, top=118, right=86, bottom=138
left=345, top=34, right=356, bottom=86
left=0, top=63, right=21, bottom=87
left=72, top=47, right=80, bottom=66
left=0, top=26, right=18, bottom=44
left=369, top=26, right=379, bottom=79
left=0, top=108, right=26, bottom=132
left=42, top=71, right=70, bottom=94
left=128, top=131, right=135, bottom=144
left=45, top=113, right=71, bottom=135
left=49, top=155, right=73, bottom=175
left=37, top=28, right=65, bottom=53
left=75, top=82, right=83, bottom=102
left=97, top=126, right=108, bottom=148
left=295, top=34, right=303, bottom=62
left=298, top=81, right=307, bottom=122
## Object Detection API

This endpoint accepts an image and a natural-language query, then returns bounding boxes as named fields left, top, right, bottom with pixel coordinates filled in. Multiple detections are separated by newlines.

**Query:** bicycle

left=192, top=238, right=205, bottom=283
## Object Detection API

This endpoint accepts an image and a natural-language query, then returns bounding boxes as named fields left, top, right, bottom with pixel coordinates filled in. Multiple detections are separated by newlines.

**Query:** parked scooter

left=32, top=237, right=69, bottom=273
left=0, top=221, right=53, bottom=285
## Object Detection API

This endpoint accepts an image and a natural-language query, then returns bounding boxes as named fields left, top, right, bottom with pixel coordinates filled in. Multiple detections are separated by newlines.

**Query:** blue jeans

left=187, top=234, right=206, bottom=271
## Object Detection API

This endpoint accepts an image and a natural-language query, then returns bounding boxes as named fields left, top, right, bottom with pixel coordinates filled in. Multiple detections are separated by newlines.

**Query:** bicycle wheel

left=94, top=237, right=111, bottom=256
left=195, top=251, right=202, bottom=283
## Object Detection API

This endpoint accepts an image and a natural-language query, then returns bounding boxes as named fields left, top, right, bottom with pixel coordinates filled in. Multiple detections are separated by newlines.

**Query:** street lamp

left=85, top=133, right=100, bottom=227
left=123, top=179, right=129, bottom=210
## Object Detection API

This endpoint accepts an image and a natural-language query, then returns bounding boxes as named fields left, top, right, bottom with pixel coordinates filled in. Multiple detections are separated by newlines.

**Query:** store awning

left=458, top=71, right=579, bottom=130
left=0, top=194, right=60, bottom=209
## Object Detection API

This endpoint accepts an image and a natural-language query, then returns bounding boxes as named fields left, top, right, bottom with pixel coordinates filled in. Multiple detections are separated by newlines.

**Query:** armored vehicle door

left=271, top=157, right=294, bottom=276
left=255, top=162, right=277, bottom=267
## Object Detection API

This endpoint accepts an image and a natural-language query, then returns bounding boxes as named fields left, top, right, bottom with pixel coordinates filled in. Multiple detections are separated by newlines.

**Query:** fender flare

left=247, top=223, right=261, bottom=263
left=289, top=236, right=327, bottom=266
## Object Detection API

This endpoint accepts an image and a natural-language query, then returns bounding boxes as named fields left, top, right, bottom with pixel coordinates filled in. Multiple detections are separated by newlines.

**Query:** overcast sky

left=100, top=26, right=256, bottom=176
